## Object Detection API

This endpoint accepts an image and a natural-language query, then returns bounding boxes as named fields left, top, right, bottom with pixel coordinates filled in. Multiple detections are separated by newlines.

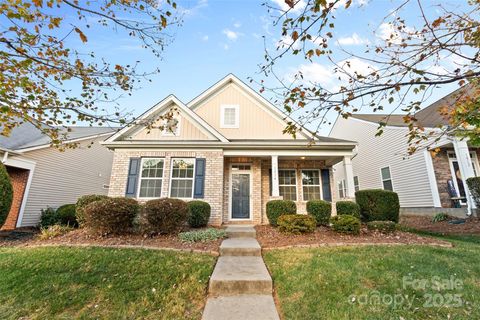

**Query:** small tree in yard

left=0, top=163, right=13, bottom=227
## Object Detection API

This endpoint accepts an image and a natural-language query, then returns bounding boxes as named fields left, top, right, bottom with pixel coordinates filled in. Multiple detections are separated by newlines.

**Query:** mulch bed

left=400, top=215, right=480, bottom=235
left=0, top=228, right=222, bottom=254
left=255, top=225, right=452, bottom=249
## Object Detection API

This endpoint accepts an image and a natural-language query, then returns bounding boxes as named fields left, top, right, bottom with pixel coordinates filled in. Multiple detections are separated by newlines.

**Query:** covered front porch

left=221, top=148, right=356, bottom=225
left=427, top=137, right=479, bottom=216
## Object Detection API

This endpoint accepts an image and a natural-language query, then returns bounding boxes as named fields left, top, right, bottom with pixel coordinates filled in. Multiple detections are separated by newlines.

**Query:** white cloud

left=233, top=22, right=241, bottom=28
left=223, top=29, right=242, bottom=41
left=337, top=33, right=369, bottom=46
left=376, top=22, right=415, bottom=45
left=180, top=0, right=208, bottom=17
left=286, top=58, right=377, bottom=89
left=223, top=44, right=229, bottom=50
left=201, top=35, right=209, bottom=41
left=276, top=35, right=301, bottom=50
left=270, top=0, right=306, bottom=14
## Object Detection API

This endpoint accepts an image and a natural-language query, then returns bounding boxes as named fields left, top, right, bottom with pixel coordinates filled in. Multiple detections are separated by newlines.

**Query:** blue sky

left=69, top=0, right=465, bottom=135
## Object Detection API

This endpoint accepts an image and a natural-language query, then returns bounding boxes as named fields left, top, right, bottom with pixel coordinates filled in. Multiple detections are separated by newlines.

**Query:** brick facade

left=108, top=151, right=336, bottom=225
left=108, top=149, right=224, bottom=226
left=1, top=166, right=29, bottom=230
left=431, top=148, right=480, bottom=208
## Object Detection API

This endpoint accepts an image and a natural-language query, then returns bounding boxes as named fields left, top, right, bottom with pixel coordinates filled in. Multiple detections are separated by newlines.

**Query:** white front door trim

left=228, top=163, right=253, bottom=221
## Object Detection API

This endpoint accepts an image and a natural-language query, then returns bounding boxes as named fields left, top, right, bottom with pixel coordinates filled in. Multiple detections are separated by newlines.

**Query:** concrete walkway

left=202, top=225, right=280, bottom=320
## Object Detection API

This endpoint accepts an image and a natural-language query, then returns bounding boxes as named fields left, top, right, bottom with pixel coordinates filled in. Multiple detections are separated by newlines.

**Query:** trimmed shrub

left=76, top=194, right=109, bottom=227
left=144, top=198, right=188, bottom=234
left=355, top=189, right=400, bottom=222
left=306, top=200, right=332, bottom=226
left=366, top=220, right=396, bottom=233
left=187, top=201, right=211, bottom=228
left=56, top=204, right=77, bottom=227
left=278, top=214, right=316, bottom=234
left=266, top=200, right=296, bottom=226
left=0, top=163, right=13, bottom=227
left=179, top=228, right=227, bottom=243
left=84, top=197, right=139, bottom=235
left=467, top=177, right=480, bottom=207
left=336, top=201, right=361, bottom=219
left=39, top=207, right=59, bottom=228
left=330, top=215, right=361, bottom=235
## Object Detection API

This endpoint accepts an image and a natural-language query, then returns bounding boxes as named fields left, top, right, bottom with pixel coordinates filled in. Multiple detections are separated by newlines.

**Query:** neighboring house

left=330, top=87, right=479, bottom=217
left=103, top=74, right=357, bottom=225
left=0, top=122, right=115, bottom=229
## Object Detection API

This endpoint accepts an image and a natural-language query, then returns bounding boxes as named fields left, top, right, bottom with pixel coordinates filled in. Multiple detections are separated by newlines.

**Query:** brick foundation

left=1, top=166, right=29, bottom=230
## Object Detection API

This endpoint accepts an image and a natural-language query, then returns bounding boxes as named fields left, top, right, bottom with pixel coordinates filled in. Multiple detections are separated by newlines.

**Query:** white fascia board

left=105, top=95, right=228, bottom=143
left=223, top=149, right=355, bottom=157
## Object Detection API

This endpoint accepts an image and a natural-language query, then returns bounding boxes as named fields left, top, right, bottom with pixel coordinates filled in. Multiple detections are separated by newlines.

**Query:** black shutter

left=125, top=158, right=140, bottom=197
left=321, top=169, right=332, bottom=202
left=194, top=158, right=206, bottom=198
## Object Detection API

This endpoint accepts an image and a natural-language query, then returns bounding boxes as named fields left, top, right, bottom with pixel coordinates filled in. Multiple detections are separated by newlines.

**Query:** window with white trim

left=301, top=170, right=321, bottom=201
left=220, top=105, right=239, bottom=128
left=170, top=158, right=195, bottom=198
left=279, top=169, right=297, bottom=201
left=138, top=158, right=164, bottom=198
left=381, top=166, right=393, bottom=191
left=354, top=176, right=360, bottom=192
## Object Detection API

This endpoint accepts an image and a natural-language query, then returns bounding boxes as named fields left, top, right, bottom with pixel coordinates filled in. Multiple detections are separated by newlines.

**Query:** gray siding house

left=0, top=121, right=115, bottom=229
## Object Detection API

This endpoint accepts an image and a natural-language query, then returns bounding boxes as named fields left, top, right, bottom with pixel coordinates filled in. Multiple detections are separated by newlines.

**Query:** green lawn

left=0, top=246, right=216, bottom=320
left=264, top=235, right=480, bottom=320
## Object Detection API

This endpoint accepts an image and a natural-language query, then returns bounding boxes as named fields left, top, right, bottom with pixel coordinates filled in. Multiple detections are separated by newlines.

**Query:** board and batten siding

left=330, top=117, right=434, bottom=208
left=19, top=136, right=113, bottom=226
left=194, top=82, right=294, bottom=140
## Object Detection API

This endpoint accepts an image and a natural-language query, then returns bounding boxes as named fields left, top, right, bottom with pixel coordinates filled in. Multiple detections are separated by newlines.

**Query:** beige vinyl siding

left=131, top=113, right=212, bottom=141
left=19, top=136, right=113, bottom=226
left=194, top=83, right=294, bottom=140
left=330, top=117, right=434, bottom=207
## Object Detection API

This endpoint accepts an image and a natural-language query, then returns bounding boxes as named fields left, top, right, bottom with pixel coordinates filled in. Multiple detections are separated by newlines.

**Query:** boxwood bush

left=277, top=214, right=316, bottom=234
left=266, top=200, right=296, bottom=226
left=306, top=200, right=332, bottom=226
left=0, top=163, right=13, bottom=227
left=187, top=200, right=211, bottom=228
left=39, top=207, right=59, bottom=228
left=467, top=177, right=480, bottom=207
left=56, top=204, right=77, bottom=227
left=336, top=201, right=361, bottom=219
left=366, top=220, right=396, bottom=233
left=355, top=189, right=400, bottom=222
left=144, top=198, right=188, bottom=234
left=76, top=194, right=109, bottom=227
left=84, top=197, right=139, bottom=235
left=330, top=215, right=361, bottom=235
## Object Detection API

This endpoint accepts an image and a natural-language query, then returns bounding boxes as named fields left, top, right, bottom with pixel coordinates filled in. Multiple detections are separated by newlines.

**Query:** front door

left=231, top=173, right=250, bottom=219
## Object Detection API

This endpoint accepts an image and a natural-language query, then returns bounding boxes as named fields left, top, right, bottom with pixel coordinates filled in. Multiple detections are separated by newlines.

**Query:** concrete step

left=220, top=238, right=261, bottom=256
left=209, top=256, right=272, bottom=296
left=202, top=295, right=280, bottom=320
left=225, top=225, right=256, bottom=238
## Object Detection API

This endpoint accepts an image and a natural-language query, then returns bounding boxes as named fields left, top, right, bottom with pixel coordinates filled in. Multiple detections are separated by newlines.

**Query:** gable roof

left=0, top=121, right=115, bottom=152
left=188, top=74, right=313, bottom=140
left=104, top=95, right=229, bottom=143
left=350, top=85, right=473, bottom=128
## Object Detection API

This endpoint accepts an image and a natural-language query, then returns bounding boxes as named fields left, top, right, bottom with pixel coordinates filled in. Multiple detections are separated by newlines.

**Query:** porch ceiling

left=224, top=154, right=346, bottom=166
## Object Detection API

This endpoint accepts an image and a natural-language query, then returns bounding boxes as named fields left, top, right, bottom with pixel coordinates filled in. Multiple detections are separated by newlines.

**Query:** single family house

left=330, top=87, right=479, bottom=217
left=103, top=74, right=357, bottom=225
left=0, top=121, right=115, bottom=229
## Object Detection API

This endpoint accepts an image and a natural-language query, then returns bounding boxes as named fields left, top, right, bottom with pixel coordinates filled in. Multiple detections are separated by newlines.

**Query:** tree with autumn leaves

left=0, top=0, right=179, bottom=148
left=261, top=0, right=480, bottom=153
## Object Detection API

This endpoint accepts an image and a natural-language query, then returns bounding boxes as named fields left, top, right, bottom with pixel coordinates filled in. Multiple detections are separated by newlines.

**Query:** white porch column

left=343, top=156, right=355, bottom=199
left=452, top=137, right=476, bottom=213
left=271, top=155, right=280, bottom=197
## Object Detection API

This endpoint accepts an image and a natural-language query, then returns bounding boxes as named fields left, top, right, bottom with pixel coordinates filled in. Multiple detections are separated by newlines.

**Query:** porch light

left=301, top=156, right=306, bottom=160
